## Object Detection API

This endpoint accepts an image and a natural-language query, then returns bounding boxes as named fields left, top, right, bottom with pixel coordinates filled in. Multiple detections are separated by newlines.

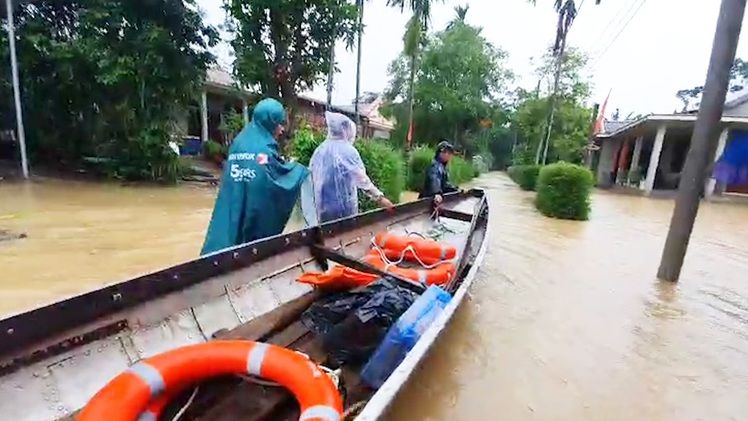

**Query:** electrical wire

left=585, top=0, right=639, bottom=53
left=589, top=0, right=648, bottom=69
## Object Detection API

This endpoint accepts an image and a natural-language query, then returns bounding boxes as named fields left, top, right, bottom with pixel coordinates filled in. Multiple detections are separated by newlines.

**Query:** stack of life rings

left=297, top=232, right=458, bottom=290
left=76, top=341, right=343, bottom=421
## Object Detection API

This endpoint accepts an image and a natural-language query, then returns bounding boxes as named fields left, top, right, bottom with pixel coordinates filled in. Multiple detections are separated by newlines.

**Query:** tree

left=386, top=0, right=445, bottom=149
left=527, top=0, right=578, bottom=165
left=511, top=48, right=592, bottom=165
left=383, top=14, right=513, bottom=151
left=675, top=57, right=748, bottom=111
left=0, top=0, right=218, bottom=180
left=224, top=0, right=359, bottom=112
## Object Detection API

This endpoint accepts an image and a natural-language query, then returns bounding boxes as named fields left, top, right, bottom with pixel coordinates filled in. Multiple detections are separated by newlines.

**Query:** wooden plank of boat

left=0, top=189, right=489, bottom=421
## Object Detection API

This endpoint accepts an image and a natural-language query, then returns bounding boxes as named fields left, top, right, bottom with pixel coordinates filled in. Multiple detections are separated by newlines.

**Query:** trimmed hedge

left=508, top=164, right=542, bottom=191
left=407, top=147, right=435, bottom=191
left=288, top=126, right=323, bottom=166
left=535, top=162, right=594, bottom=221
left=449, top=156, right=474, bottom=185
left=289, top=130, right=405, bottom=211
left=407, top=147, right=477, bottom=191
left=355, top=139, right=406, bottom=211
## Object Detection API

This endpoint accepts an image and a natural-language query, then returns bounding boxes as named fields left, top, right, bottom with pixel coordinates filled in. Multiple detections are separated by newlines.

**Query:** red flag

left=594, top=89, right=612, bottom=134
left=407, top=115, right=414, bottom=148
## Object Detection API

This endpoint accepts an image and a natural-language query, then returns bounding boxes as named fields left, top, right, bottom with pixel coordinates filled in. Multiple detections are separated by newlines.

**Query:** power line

left=586, top=0, right=639, bottom=53
left=589, top=0, right=648, bottom=69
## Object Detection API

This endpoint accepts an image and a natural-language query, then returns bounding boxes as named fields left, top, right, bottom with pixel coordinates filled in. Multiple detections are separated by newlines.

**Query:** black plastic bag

left=301, top=277, right=418, bottom=367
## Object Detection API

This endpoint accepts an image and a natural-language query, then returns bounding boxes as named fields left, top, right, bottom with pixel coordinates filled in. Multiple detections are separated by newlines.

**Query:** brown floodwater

left=1, top=173, right=748, bottom=419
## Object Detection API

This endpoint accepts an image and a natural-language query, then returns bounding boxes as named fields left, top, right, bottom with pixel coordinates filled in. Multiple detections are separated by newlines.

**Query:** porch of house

left=594, top=115, right=748, bottom=201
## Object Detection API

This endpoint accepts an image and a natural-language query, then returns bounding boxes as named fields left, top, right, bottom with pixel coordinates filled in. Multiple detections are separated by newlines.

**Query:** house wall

left=723, top=101, right=748, bottom=117
left=596, top=138, right=620, bottom=187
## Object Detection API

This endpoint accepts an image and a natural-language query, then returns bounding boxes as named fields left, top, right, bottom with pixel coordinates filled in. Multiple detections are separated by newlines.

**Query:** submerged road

left=2, top=173, right=748, bottom=419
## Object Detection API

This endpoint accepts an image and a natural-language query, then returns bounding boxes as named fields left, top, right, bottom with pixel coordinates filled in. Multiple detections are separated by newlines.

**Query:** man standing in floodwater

left=419, top=140, right=459, bottom=205
left=200, top=98, right=309, bottom=256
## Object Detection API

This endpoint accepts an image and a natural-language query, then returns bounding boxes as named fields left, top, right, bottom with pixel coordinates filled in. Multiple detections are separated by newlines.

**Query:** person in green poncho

left=200, top=98, right=310, bottom=256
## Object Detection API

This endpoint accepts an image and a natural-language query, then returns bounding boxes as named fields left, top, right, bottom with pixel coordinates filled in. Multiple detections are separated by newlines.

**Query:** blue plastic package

left=360, top=285, right=452, bottom=389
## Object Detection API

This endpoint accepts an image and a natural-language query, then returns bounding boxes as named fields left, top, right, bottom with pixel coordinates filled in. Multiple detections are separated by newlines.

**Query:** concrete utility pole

left=6, top=0, right=29, bottom=179
left=657, top=0, right=747, bottom=282
left=353, top=0, right=364, bottom=126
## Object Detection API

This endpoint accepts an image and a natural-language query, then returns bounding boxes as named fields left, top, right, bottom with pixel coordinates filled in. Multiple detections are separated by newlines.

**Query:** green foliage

left=508, top=164, right=542, bottom=191
left=103, top=126, right=180, bottom=182
left=448, top=156, right=474, bottom=185
left=383, top=15, right=513, bottom=151
left=473, top=126, right=512, bottom=170
left=472, top=154, right=492, bottom=174
left=0, top=0, right=218, bottom=181
left=203, top=139, right=223, bottom=158
left=219, top=110, right=246, bottom=143
left=531, top=46, right=590, bottom=100
left=511, top=96, right=592, bottom=166
left=289, top=125, right=324, bottom=166
left=406, top=147, right=435, bottom=191
left=535, top=162, right=594, bottom=220
left=510, top=47, right=592, bottom=167
left=224, top=0, right=359, bottom=103
left=676, top=57, right=748, bottom=111
left=355, top=140, right=406, bottom=211
left=289, top=131, right=406, bottom=211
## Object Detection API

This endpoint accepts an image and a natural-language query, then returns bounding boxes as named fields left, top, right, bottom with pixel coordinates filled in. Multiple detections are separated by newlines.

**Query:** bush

left=448, top=156, right=474, bottom=185
left=534, top=162, right=594, bottom=221
left=203, top=139, right=222, bottom=158
left=407, top=146, right=435, bottom=191
left=289, top=125, right=324, bottom=166
left=355, top=139, right=406, bottom=211
left=102, top=125, right=180, bottom=182
left=472, top=153, right=493, bottom=175
left=507, top=164, right=541, bottom=191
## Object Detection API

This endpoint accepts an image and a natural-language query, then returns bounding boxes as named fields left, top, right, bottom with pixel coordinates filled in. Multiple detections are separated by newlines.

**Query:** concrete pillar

left=704, top=127, right=729, bottom=199
left=628, top=135, right=644, bottom=186
left=200, top=90, right=209, bottom=142
left=596, top=139, right=618, bottom=187
left=644, top=125, right=667, bottom=194
left=242, top=100, right=249, bottom=125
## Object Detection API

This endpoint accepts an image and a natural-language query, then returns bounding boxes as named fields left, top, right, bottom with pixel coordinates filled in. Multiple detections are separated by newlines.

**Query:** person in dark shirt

left=419, top=140, right=459, bottom=205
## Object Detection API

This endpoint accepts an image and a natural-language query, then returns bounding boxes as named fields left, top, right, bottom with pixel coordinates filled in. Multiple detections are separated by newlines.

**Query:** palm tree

left=528, top=0, right=578, bottom=164
left=447, top=4, right=469, bottom=29
left=386, top=0, right=443, bottom=149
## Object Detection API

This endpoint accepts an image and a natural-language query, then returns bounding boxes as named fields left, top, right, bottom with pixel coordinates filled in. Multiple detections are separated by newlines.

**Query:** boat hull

left=0, top=190, right=489, bottom=421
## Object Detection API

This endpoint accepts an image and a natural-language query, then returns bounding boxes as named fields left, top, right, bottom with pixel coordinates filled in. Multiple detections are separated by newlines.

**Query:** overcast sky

left=196, top=0, right=748, bottom=119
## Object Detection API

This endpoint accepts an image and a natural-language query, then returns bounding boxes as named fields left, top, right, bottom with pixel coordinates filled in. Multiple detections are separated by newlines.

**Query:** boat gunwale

left=0, top=190, right=484, bottom=369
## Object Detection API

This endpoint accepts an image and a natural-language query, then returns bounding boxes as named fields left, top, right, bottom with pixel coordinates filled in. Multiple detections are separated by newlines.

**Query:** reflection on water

left=2, top=174, right=748, bottom=419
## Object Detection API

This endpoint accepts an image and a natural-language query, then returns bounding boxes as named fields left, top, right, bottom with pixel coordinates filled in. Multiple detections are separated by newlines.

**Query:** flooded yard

left=2, top=173, right=748, bottom=420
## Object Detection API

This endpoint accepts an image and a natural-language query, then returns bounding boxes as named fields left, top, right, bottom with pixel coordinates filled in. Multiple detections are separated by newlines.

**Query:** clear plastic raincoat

left=309, top=112, right=384, bottom=223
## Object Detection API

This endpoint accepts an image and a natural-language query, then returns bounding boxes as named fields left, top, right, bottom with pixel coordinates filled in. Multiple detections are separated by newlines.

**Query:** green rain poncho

left=201, top=98, right=309, bottom=256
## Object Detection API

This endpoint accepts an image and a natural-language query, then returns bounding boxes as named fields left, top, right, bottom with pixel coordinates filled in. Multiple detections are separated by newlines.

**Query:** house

left=592, top=93, right=748, bottom=200
left=179, top=68, right=395, bottom=147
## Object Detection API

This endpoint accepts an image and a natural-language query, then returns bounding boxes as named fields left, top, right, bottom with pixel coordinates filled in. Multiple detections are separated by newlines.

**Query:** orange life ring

left=76, top=341, right=343, bottom=421
left=364, top=251, right=455, bottom=286
left=374, top=233, right=457, bottom=263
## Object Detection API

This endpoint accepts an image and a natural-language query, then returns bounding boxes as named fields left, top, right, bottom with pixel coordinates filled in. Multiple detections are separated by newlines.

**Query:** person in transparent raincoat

left=309, top=112, right=394, bottom=223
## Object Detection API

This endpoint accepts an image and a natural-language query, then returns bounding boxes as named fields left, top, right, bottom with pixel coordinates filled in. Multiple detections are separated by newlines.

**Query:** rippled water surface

left=387, top=174, right=748, bottom=420
left=2, top=173, right=748, bottom=420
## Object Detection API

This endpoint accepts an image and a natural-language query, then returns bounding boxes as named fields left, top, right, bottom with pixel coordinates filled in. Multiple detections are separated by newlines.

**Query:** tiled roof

left=204, top=67, right=395, bottom=130
left=603, top=120, right=635, bottom=133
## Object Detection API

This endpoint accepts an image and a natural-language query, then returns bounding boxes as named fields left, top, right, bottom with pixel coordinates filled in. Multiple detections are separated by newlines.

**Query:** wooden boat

left=0, top=189, right=490, bottom=421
